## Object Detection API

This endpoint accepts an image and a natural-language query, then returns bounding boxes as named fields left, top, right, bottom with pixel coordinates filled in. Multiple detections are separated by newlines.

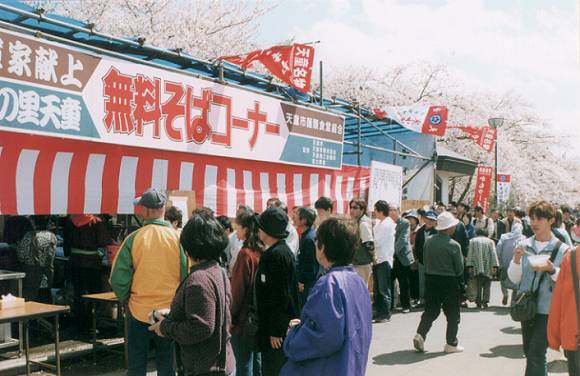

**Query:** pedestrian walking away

left=496, top=223, right=526, bottom=306
left=466, top=228, right=499, bottom=309
left=414, top=211, right=464, bottom=354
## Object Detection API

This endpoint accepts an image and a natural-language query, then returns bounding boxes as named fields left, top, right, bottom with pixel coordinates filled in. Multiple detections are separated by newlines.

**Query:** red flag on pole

left=473, top=165, right=493, bottom=212
left=219, top=44, right=315, bottom=93
left=448, top=125, right=496, bottom=153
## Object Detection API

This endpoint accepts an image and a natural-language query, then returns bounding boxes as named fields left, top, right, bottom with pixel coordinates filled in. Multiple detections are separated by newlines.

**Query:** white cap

left=435, top=211, right=459, bottom=231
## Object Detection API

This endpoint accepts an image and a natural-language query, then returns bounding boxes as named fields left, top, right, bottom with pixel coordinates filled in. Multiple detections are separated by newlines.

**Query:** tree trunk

left=449, top=177, right=456, bottom=203
left=458, top=174, right=475, bottom=204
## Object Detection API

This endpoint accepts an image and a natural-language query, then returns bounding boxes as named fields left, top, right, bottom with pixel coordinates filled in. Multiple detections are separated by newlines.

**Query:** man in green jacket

left=413, top=211, right=464, bottom=354
left=110, top=188, right=188, bottom=376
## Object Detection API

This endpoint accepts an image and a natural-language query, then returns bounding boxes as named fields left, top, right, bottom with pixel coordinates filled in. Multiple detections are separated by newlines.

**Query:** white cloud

left=295, top=0, right=580, bottom=141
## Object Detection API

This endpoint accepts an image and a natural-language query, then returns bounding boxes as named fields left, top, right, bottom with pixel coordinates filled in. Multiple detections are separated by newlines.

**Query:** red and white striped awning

left=0, top=131, right=369, bottom=216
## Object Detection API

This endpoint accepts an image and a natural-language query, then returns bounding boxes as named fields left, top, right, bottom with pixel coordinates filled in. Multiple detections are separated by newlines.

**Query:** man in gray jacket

left=413, top=211, right=464, bottom=354
left=390, top=205, right=415, bottom=312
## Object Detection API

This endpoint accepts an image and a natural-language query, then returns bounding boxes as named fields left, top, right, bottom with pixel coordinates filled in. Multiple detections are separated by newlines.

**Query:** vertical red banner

left=473, top=165, right=493, bottom=212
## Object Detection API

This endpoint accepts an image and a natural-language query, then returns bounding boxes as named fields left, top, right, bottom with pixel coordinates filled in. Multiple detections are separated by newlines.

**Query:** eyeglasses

left=350, top=206, right=361, bottom=210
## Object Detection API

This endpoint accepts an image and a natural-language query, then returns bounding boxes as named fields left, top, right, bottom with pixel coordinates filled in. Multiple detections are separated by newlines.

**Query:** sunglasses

left=350, top=206, right=361, bottom=210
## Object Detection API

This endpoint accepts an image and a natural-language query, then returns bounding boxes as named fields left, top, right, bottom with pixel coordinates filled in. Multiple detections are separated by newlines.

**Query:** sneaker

left=444, top=344, right=464, bottom=353
left=373, top=314, right=391, bottom=323
left=413, top=333, right=425, bottom=352
left=402, top=308, right=411, bottom=313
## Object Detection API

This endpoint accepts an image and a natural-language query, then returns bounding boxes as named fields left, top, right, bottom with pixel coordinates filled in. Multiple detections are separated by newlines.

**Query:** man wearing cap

left=413, top=211, right=464, bottom=354
left=254, top=207, right=300, bottom=376
left=414, top=211, right=438, bottom=305
left=110, top=188, right=188, bottom=376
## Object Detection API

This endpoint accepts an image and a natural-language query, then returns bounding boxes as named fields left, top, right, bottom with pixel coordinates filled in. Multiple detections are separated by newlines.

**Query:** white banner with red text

left=373, top=105, right=448, bottom=136
left=0, top=28, right=343, bottom=170
left=473, top=165, right=493, bottom=213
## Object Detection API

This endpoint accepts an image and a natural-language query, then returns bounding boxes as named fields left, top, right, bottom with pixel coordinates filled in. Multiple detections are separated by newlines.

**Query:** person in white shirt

left=473, top=205, right=495, bottom=239
left=372, top=200, right=396, bottom=322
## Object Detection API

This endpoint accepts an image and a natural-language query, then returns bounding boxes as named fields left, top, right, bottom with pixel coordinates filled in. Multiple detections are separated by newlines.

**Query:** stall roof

left=0, top=0, right=420, bottom=150
left=436, top=144, right=478, bottom=176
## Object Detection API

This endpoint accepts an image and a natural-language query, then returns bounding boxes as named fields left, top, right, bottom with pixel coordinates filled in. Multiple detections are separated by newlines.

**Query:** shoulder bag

left=241, top=270, right=260, bottom=351
left=510, top=241, right=562, bottom=322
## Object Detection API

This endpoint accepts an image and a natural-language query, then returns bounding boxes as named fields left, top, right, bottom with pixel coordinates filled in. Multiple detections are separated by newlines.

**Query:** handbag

left=510, top=241, right=561, bottom=322
left=241, top=270, right=260, bottom=351
left=570, top=248, right=580, bottom=373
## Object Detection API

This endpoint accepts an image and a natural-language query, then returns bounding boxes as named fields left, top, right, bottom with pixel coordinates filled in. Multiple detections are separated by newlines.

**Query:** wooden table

left=0, top=269, right=25, bottom=354
left=81, top=292, right=127, bottom=368
left=0, top=302, right=69, bottom=376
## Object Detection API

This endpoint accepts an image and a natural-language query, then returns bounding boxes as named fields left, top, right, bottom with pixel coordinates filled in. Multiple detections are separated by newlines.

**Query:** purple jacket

left=281, top=266, right=372, bottom=376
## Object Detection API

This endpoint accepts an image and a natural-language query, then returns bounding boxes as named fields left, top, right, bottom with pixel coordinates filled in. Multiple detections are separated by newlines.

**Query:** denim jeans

left=231, top=334, right=261, bottom=376
left=127, top=311, right=175, bottom=376
left=521, top=314, right=549, bottom=376
left=373, top=261, right=392, bottom=317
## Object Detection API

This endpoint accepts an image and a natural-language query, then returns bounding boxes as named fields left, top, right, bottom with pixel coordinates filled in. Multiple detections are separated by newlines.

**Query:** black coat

left=452, top=221, right=470, bottom=258
left=415, top=226, right=437, bottom=264
left=255, top=239, right=300, bottom=349
left=297, top=227, right=318, bottom=288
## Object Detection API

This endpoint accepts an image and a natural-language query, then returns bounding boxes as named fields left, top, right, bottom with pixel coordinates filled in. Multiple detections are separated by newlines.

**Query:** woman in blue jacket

left=281, top=218, right=372, bottom=376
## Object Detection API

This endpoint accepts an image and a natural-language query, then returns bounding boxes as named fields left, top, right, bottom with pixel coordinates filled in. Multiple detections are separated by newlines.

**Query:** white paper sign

left=170, top=196, right=190, bottom=223
left=367, top=160, right=403, bottom=213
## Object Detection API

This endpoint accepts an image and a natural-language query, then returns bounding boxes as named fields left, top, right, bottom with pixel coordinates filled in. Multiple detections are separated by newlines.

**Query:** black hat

left=133, top=188, right=166, bottom=209
left=255, top=207, right=289, bottom=239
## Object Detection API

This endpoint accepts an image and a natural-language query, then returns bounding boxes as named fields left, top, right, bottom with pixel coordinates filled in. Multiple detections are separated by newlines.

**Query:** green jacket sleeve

left=109, top=233, right=136, bottom=304
left=179, top=244, right=188, bottom=281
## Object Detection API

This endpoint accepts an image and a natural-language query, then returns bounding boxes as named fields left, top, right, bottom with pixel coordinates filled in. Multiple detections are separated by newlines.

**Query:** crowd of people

left=1, top=186, right=579, bottom=376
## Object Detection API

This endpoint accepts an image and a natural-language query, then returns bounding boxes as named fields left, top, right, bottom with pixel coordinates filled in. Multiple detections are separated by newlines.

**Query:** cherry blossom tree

left=322, top=64, right=580, bottom=208
left=26, top=0, right=274, bottom=60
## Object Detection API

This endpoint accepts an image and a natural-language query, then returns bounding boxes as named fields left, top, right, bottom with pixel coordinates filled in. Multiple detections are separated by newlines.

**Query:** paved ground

left=11, top=282, right=570, bottom=375
left=367, top=282, right=566, bottom=376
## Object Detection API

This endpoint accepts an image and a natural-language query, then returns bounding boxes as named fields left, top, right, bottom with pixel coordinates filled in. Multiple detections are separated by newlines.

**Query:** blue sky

left=255, top=0, right=580, bottom=147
